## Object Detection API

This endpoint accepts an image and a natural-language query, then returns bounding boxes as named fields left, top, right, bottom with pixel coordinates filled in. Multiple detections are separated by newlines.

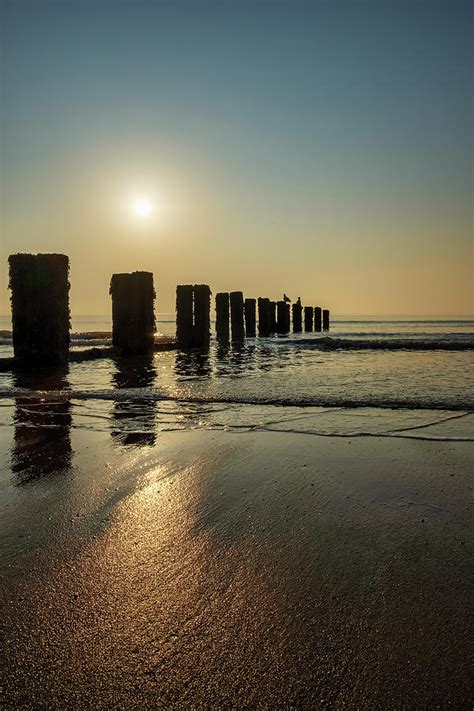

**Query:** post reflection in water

left=230, top=342, right=256, bottom=375
left=111, top=356, right=157, bottom=447
left=175, top=349, right=212, bottom=379
left=11, top=368, right=72, bottom=484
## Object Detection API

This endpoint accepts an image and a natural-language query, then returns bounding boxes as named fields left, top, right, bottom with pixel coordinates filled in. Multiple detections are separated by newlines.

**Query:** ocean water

left=0, top=316, right=473, bottom=447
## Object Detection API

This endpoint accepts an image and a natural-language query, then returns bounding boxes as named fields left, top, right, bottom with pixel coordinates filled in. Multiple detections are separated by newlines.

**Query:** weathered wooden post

left=292, top=298, right=303, bottom=332
left=304, top=306, right=314, bottom=332
left=244, top=298, right=256, bottom=337
left=230, top=291, right=245, bottom=341
left=8, top=253, right=70, bottom=365
left=323, top=309, right=330, bottom=331
left=285, top=303, right=291, bottom=333
left=314, top=306, right=322, bottom=332
left=215, top=292, right=230, bottom=341
left=277, top=301, right=290, bottom=334
left=276, top=301, right=286, bottom=334
left=269, top=301, right=277, bottom=333
left=110, top=271, right=155, bottom=355
left=193, top=284, right=211, bottom=348
left=176, top=284, right=194, bottom=348
left=258, top=297, right=271, bottom=337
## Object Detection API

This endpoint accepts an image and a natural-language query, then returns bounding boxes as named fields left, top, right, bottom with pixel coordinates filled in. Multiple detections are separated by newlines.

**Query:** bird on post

left=283, top=294, right=291, bottom=303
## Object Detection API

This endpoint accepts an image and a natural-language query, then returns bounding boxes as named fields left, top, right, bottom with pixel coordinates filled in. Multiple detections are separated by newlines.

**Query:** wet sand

left=1, top=429, right=472, bottom=708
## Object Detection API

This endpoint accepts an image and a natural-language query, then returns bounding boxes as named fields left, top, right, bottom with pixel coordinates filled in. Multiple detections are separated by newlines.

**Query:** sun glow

left=131, top=196, right=154, bottom=219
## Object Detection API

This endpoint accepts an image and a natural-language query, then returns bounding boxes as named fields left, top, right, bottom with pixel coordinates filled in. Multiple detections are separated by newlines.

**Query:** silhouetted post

left=323, top=309, right=330, bottom=331
left=269, top=301, right=277, bottom=333
left=8, top=253, right=70, bottom=365
left=292, top=298, right=303, bottom=332
left=314, top=306, right=322, bottom=332
left=304, top=306, right=314, bottom=332
left=244, top=298, right=256, bottom=337
left=230, top=291, right=245, bottom=341
left=258, top=298, right=271, bottom=337
left=277, top=300, right=289, bottom=334
left=176, top=285, right=194, bottom=348
left=193, top=284, right=211, bottom=348
left=285, top=303, right=291, bottom=333
left=110, top=271, right=155, bottom=355
left=215, top=292, right=230, bottom=341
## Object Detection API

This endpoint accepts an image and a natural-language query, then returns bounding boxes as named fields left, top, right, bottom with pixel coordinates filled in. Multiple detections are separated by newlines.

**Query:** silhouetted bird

left=283, top=294, right=291, bottom=303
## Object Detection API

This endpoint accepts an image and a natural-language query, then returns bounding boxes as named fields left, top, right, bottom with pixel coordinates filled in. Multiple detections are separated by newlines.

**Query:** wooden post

left=230, top=291, right=245, bottom=341
left=176, top=285, right=193, bottom=348
left=244, top=298, right=256, bottom=337
left=215, top=292, right=230, bottom=341
left=269, top=301, right=277, bottom=333
left=292, top=298, right=303, bottom=332
left=277, top=301, right=289, bottom=334
left=193, top=284, right=211, bottom=348
left=314, top=306, right=322, bottom=332
left=110, top=271, right=155, bottom=355
left=258, top=298, right=271, bottom=336
left=8, top=253, right=70, bottom=365
left=323, top=309, right=330, bottom=331
left=285, top=303, right=291, bottom=333
left=304, top=306, right=314, bottom=332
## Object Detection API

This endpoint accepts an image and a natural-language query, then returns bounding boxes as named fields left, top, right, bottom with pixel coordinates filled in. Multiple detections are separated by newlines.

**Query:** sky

left=0, top=0, right=472, bottom=316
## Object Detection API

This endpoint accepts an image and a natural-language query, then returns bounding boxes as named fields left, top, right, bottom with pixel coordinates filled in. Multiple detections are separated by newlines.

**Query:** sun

left=131, top=195, right=154, bottom=219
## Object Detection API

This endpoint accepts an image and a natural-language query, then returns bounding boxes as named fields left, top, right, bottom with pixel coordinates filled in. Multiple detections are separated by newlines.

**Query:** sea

left=0, top=315, right=473, bottom=444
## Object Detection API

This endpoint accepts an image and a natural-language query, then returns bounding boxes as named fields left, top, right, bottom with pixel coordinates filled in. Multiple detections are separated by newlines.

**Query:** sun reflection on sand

left=1, top=428, right=472, bottom=706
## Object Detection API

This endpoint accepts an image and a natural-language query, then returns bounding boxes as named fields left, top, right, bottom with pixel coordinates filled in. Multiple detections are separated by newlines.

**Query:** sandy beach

left=1, top=427, right=472, bottom=708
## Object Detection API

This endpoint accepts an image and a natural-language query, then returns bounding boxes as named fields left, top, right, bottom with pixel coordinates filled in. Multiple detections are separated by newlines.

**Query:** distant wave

left=274, top=337, right=474, bottom=351
left=0, top=330, right=114, bottom=347
left=315, top=331, right=474, bottom=339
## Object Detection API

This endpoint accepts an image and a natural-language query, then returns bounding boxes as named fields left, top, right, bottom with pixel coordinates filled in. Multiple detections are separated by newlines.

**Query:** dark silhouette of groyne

left=314, top=306, right=322, bottom=332
left=230, top=291, right=245, bottom=341
left=292, top=299, right=303, bottom=333
left=4, top=253, right=331, bottom=368
left=215, top=292, right=230, bottom=341
left=8, top=253, right=70, bottom=365
left=110, top=271, right=155, bottom=355
left=244, top=298, right=256, bottom=337
left=176, top=284, right=211, bottom=348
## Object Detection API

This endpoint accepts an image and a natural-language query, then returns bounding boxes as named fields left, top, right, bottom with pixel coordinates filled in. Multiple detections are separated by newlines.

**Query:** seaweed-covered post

left=314, top=307, right=322, bottom=332
left=244, top=298, right=256, bottom=337
left=258, top=297, right=271, bottom=337
left=323, top=309, right=330, bottom=331
left=215, top=292, right=230, bottom=341
left=193, top=284, right=211, bottom=348
left=269, top=301, right=277, bottom=333
left=292, top=298, right=303, bottom=332
left=304, top=306, right=314, bottom=332
left=230, top=291, right=245, bottom=341
left=176, top=285, right=194, bottom=348
left=8, top=253, right=70, bottom=365
left=110, top=271, right=155, bottom=355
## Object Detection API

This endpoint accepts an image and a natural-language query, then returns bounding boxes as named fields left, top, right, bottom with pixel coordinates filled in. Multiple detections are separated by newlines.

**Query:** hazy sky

left=1, top=0, right=472, bottom=316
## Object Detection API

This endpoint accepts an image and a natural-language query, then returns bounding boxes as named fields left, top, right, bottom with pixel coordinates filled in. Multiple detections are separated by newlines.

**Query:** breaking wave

left=1, top=386, right=473, bottom=412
